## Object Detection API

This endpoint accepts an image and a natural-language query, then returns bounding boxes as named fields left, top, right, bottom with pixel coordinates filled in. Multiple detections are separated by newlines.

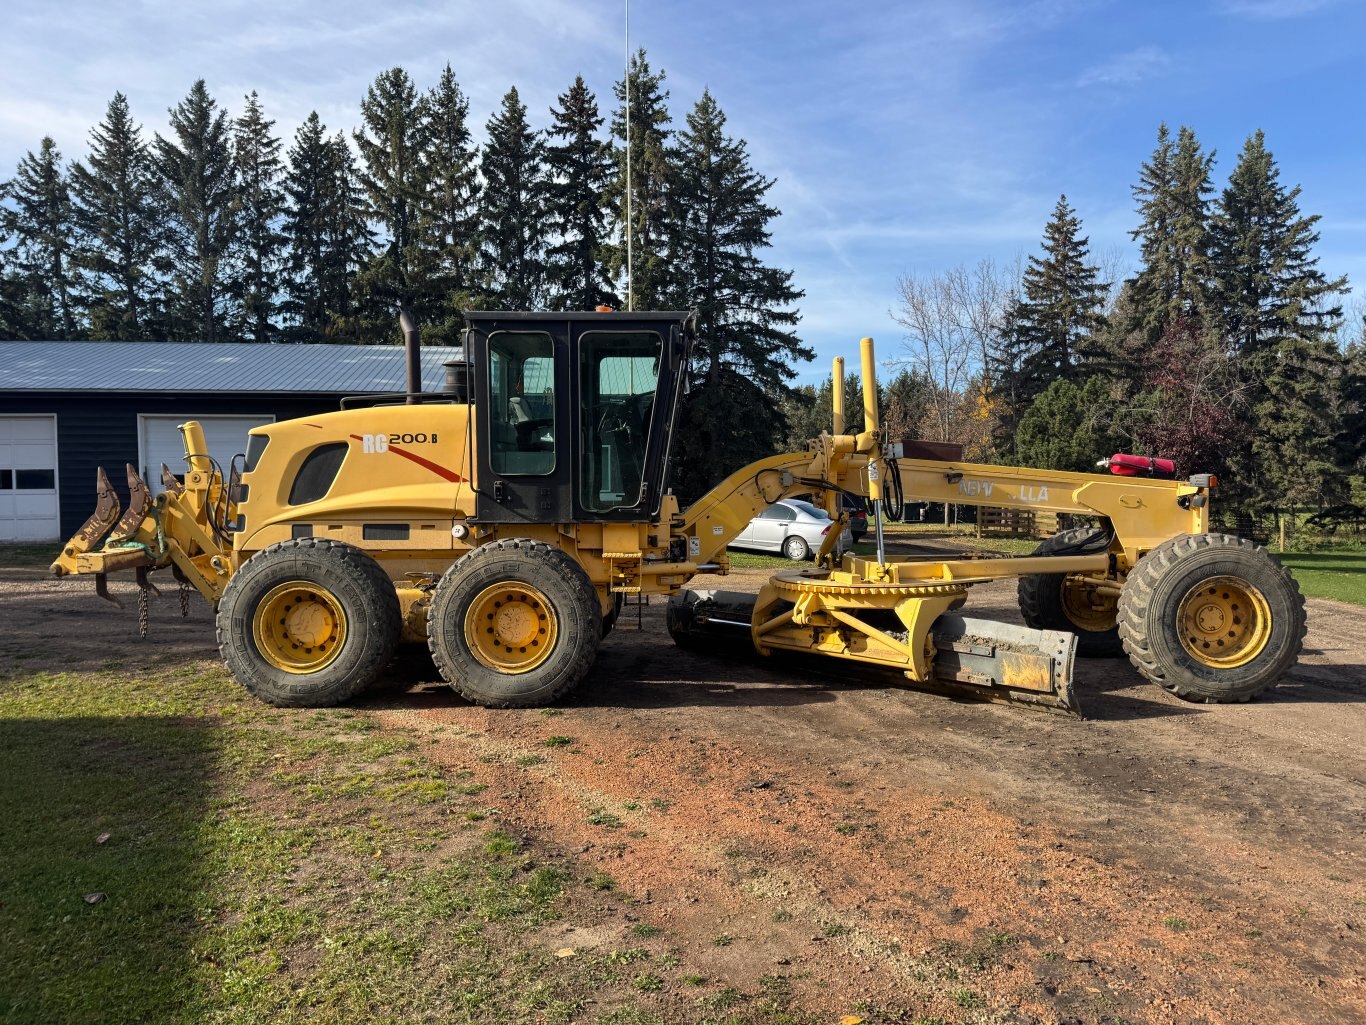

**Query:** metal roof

left=0, top=341, right=465, bottom=395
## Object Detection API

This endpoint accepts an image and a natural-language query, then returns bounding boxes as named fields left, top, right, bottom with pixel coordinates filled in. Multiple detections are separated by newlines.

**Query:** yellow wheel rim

left=1060, top=577, right=1118, bottom=633
left=253, top=580, right=348, bottom=674
left=465, top=581, right=558, bottom=674
left=1177, top=575, right=1271, bottom=669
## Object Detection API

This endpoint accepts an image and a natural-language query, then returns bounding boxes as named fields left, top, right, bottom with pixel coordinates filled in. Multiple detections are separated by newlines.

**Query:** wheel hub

left=1060, top=577, right=1118, bottom=633
left=253, top=581, right=347, bottom=674
left=465, top=582, right=558, bottom=674
left=1177, top=575, right=1271, bottom=669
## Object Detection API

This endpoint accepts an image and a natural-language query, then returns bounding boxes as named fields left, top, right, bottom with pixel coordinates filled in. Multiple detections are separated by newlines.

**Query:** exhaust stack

left=400, top=308, right=421, bottom=405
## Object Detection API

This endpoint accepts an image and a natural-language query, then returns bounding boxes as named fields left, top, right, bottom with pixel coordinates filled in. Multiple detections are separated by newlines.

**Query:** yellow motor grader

left=50, top=310, right=1305, bottom=715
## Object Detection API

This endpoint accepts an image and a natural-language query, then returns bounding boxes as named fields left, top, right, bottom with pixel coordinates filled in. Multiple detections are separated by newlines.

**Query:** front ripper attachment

left=50, top=464, right=160, bottom=614
left=50, top=467, right=121, bottom=577
left=106, top=464, right=153, bottom=546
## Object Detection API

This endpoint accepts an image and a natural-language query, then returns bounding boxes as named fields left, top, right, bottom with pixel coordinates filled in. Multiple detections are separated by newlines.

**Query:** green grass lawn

left=0, top=543, right=60, bottom=570
left=0, top=658, right=832, bottom=1025
left=1275, top=550, right=1366, bottom=606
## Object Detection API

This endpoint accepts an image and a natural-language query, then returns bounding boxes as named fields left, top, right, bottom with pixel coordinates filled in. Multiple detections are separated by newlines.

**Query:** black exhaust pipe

left=400, top=308, right=421, bottom=405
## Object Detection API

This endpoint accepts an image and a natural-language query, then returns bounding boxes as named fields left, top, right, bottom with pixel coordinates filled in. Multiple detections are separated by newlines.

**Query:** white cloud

left=1077, top=46, right=1169, bottom=88
left=1217, top=0, right=1337, bottom=18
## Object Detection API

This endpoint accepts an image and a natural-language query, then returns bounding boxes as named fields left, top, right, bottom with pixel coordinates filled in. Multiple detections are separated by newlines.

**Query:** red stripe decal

left=348, top=434, right=464, bottom=483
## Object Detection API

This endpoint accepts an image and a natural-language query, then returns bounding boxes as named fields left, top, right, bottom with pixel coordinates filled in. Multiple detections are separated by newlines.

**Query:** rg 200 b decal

left=360, top=432, right=439, bottom=453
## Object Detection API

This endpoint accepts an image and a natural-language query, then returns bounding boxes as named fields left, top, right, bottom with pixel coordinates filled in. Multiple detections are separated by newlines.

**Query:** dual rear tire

left=218, top=537, right=603, bottom=710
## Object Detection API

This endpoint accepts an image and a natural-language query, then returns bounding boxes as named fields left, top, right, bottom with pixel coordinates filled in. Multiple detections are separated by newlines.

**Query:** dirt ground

left=3, top=548, right=1363, bottom=1025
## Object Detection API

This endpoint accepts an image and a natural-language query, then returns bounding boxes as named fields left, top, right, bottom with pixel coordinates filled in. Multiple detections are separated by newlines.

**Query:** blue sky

left=3, top=0, right=1363, bottom=381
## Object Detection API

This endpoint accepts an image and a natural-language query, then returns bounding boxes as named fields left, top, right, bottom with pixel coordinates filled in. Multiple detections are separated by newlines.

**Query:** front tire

left=1117, top=533, right=1306, bottom=703
left=783, top=535, right=810, bottom=561
left=216, top=538, right=401, bottom=707
left=427, top=539, right=601, bottom=708
left=1018, top=528, right=1123, bottom=657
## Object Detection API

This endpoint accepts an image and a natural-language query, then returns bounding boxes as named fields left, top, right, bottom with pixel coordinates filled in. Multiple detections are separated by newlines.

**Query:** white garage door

left=0, top=415, right=60, bottom=542
left=138, top=415, right=274, bottom=493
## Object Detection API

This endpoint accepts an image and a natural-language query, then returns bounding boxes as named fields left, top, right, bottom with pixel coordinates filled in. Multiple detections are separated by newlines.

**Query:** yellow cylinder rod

left=179, top=421, right=212, bottom=475
left=859, top=336, right=888, bottom=569
left=832, top=356, right=845, bottom=436
left=859, top=337, right=882, bottom=502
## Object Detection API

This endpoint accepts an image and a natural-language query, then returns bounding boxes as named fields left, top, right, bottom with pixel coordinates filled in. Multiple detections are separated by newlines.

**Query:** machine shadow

left=0, top=715, right=215, bottom=1023
left=370, top=643, right=1208, bottom=721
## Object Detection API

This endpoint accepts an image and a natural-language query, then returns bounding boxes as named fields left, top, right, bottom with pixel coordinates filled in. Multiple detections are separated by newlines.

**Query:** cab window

left=488, top=331, right=555, bottom=476
left=579, top=331, right=663, bottom=512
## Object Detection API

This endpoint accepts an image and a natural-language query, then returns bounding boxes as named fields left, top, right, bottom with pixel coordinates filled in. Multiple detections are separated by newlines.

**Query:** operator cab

left=463, top=310, right=695, bottom=524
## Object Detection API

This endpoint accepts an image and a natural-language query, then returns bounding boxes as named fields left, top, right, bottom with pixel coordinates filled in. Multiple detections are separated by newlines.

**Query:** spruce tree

left=281, top=114, right=370, bottom=341
left=1127, top=124, right=1216, bottom=341
left=155, top=80, right=240, bottom=342
left=1211, top=130, right=1348, bottom=357
left=1210, top=131, right=1349, bottom=512
left=884, top=368, right=935, bottom=442
left=352, top=67, right=429, bottom=337
left=1014, top=376, right=1125, bottom=473
left=780, top=372, right=869, bottom=451
left=666, top=90, right=808, bottom=499
left=1338, top=334, right=1366, bottom=475
left=1, top=137, right=80, bottom=338
left=0, top=190, right=22, bottom=338
left=545, top=75, right=616, bottom=311
left=69, top=93, right=166, bottom=340
left=232, top=91, right=286, bottom=342
left=992, top=195, right=1108, bottom=443
left=417, top=64, right=482, bottom=339
left=477, top=87, right=548, bottom=309
left=608, top=50, right=672, bottom=310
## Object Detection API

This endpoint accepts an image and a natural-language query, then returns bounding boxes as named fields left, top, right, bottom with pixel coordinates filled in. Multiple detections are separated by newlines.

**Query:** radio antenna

left=625, top=0, right=633, bottom=311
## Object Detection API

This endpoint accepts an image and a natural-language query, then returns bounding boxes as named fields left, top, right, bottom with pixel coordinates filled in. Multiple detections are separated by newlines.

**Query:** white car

left=729, top=499, right=853, bottom=561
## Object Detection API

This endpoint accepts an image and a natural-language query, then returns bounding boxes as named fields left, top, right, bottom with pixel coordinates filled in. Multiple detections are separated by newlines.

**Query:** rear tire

left=216, top=538, right=400, bottom=707
left=1018, top=528, right=1123, bottom=657
left=783, top=535, right=810, bottom=561
left=427, top=539, right=601, bottom=708
left=1117, top=533, right=1306, bottom=703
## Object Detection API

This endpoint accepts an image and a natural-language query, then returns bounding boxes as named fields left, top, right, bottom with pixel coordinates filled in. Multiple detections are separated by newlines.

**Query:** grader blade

left=50, top=467, right=121, bottom=577
left=105, top=464, right=153, bottom=546
left=667, top=590, right=1081, bottom=715
left=929, top=615, right=1080, bottom=715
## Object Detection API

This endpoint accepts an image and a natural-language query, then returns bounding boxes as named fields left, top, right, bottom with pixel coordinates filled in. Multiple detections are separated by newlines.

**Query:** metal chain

left=179, top=579, right=191, bottom=618
left=137, top=585, right=150, bottom=638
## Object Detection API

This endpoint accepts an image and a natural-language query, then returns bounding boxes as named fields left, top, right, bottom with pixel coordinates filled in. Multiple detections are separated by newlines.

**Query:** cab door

left=472, top=326, right=573, bottom=524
